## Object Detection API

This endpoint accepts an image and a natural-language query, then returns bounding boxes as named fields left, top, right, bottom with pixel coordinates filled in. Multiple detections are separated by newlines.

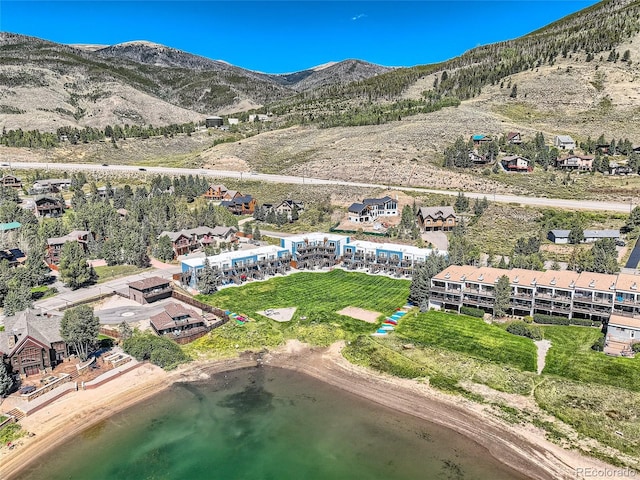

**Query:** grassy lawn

left=94, top=265, right=153, bottom=283
left=541, top=326, right=640, bottom=391
left=187, top=270, right=410, bottom=356
left=30, top=285, right=58, bottom=300
left=396, top=310, right=538, bottom=372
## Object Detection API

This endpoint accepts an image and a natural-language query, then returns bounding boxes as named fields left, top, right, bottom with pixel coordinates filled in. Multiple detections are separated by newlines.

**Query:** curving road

left=7, top=161, right=634, bottom=213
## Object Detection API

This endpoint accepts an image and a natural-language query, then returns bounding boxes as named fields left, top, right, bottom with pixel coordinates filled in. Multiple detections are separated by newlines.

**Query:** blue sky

left=0, top=1, right=599, bottom=73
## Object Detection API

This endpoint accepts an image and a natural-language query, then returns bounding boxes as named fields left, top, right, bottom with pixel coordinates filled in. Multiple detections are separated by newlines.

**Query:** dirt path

left=535, top=339, right=552, bottom=375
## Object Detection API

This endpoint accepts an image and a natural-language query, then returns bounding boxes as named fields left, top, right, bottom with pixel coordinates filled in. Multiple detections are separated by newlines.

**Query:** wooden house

left=0, top=175, right=22, bottom=189
left=203, top=184, right=228, bottom=201
left=555, top=155, right=594, bottom=171
left=347, top=196, right=397, bottom=223
left=554, top=135, right=576, bottom=150
left=46, top=230, right=92, bottom=266
left=150, top=303, right=208, bottom=343
left=416, top=206, right=457, bottom=232
left=468, top=152, right=489, bottom=164
left=0, top=309, right=68, bottom=377
left=33, top=195, right=64, bottom=218
left=128, top=277, right=172, bottom=304
left=221, top=195, right=256, bottom=215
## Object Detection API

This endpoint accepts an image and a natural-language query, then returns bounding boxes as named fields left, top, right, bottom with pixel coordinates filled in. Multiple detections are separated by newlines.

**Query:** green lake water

left=17, top=367, right=530, bottom=480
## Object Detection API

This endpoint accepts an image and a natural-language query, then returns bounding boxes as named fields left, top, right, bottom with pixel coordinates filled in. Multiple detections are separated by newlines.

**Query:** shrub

left=460, top=306, right=485, bottom=318
left=591, top=336, right=605, bottom=352
left=632, top=343, right=640, bottom=353
left=123, top=332, right=190, bottom=370
left=533, top=314, right=570, bottom=325
left=506, top=321, right=543, bottom=340
left=523, top=315, right=534, bottom=324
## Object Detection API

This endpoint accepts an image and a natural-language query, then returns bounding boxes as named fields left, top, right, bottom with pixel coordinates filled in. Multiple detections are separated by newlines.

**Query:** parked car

left=102, top=163, right=109, bottom=167
left=19, top=385, right=36, bottom=395
left=615, top=239, right=626, bottom=247
left=138, top=167, right=147, bottom=171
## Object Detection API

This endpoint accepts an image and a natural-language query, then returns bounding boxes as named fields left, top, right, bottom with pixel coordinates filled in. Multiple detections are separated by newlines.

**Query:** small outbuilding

left=205, top=116, right=224, bottom=128
left=548, top=229, right=570, bottom=244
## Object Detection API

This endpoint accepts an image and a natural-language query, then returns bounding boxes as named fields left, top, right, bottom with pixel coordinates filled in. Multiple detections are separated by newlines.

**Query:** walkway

left=534, top=340, right=552, bottom=375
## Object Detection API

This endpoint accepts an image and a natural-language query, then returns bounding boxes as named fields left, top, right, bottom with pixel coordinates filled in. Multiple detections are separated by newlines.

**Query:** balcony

left=142, top=287, right=172, bottom=298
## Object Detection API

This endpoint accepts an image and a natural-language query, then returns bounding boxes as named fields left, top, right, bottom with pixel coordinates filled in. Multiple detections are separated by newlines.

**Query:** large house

left=158, top=226, right=238, bottom=257
left=416, top=206, right=457, bottom=232
left=128, top=277, right=172, bottom=304
left=347, top=196, right=398, bottom=223
left=203, top=184, right=230, bottom=201
left=501, top=155, right=531, bottom=172
left=548, top=229, right=620, bottom=244
left=221, top=195, right=257, bottom=215
left=554, top=135, right=576, bottom=150
left=150, top=303, right=208, bottom=343
left=46, top=230, right=92, bottom=266
left=33, top=195, right=64, bottom=218
left=31, top=179, right=72, bottom=194
left=468, top=152, right=489, bottom=164
left=471, top=134, right=492, bottom=146
left=0, top=309, right=68, bottom=377
left=0, top=175, right=22, bottom=189
left=555, top=155, right=594, bottom=171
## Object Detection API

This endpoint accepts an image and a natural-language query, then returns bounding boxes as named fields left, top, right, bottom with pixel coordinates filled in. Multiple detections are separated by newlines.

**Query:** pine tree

left=60, top=305, right=100, bottom=361
left=493, top=275, right=511, bottom=318
left=198, top=259, right=219, bottom=294
left=253, top=225, right=262, bottom=241
left=0, top=360, right=14, bottom=397
left=3, top=285, right=33, bottom=316
left=153, top=235, right=175, bottom=262
left=118, top=321, right=133, bottom=341
left=59, top=241, right=96, bottom=290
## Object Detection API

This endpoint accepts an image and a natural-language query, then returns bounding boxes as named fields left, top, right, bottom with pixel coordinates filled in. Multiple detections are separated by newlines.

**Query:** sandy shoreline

left=0, top=342, right=616, bottom=480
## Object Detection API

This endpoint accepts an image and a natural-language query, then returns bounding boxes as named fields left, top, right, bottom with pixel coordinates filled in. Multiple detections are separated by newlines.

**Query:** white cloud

left=351, top=13, right=366, bottom=21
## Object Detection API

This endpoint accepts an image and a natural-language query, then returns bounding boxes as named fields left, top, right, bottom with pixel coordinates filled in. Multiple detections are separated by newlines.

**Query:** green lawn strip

left=541, top=326, right=640, bottom=391
left=344, top=335, right=536, bottom=396
left=30, top=285, right=57, bottom=300
left=395, top=310, right=537, bottom=372
left=93, top=265, right=153, bottom=284
left=0, top=423, right=25, bottom=444
left=535, top=377, right=640, bottom=461
left=188, top=270, right=410, bottom=356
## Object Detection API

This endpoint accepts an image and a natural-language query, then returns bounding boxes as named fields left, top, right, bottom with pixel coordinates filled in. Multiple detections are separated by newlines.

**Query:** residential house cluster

left=257, top=199, right=305, bottom=222
left=158, top=226, right=238, bottom=257
left=34, top=195, right=64, bottom=218
left=0, top=175, right=22, bottom=189
left=203, top=183, right=256, bottom=215
left=46, top=230, right=92, bottom=266
left=429, top=265, right=640, bottom=356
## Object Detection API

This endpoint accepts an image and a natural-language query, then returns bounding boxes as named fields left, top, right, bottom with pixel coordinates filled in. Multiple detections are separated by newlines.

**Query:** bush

left=533, top=314, right=570, bottom=325
left=123, top=332, right=190, bottom=370
left=523, top=316, right=534, bottom=324
left=460, top=306, right=485, bottom=318
left=506, top=321, right=543, bottom=340
left=591, top=336, right=605, bottom=352
left=632, top=343, right=640, bottom=353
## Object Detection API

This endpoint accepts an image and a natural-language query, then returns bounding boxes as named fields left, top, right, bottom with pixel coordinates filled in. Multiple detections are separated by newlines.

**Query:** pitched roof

left=362, top=196, right=393, bottom=206
left=418, top=206, right=456, bottom=219
left=574, top=271, right=618, bottom=291
left=583, top=229, right=620, bottom=239
left=208, top=183, right=227, bottom=192
left=556, top=135, right=575, bottom=143
left=507, top=132, right=520, bottom=140
left=549, top=229, right=571, bottom=238
left=150, top=303, right=205, bottom=331
left=536, top=270, right=580, bottom=289
left=128, top=276, right=171, bottom=291
left=0, top=222, right=21, bottom=231
left=348, top=203, right=367, bottom=214
left=614, top=273, right=640, bottom=293
left=502, top=155, right=530, bottom=162
left=0, top=309, right=64, bottom=356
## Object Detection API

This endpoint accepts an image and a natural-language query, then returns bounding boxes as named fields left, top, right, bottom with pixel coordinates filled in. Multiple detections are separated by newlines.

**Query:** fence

left=99, top=327, right=121, bottom=339
left=171, top=291, right=230, bottom=321
left=22, top=373, right=72, bottom=402
left=59, top=291, right=116, bottom=311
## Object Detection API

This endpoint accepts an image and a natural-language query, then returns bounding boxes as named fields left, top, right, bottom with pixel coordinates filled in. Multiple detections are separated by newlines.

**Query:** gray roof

left=556, top=135, right=575, bottom=143
left=418, top=206, right=456, bottom=219
left=549, top=229, right=571, bottom=238
left=158, top=226, right=236, bottom=241
left=47, top=230, right=90, bottom=246
left=0, top=309, right=64, bottom=356
left=348, top=203, right=367, bottom=214
left=583, top=229, right=620, bottom=239
left=363, top=196, right=393, bottom=206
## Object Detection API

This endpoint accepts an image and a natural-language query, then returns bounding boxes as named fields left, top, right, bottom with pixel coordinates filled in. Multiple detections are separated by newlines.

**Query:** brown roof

left=608, top=315, right=640, bottom=330
left=536, top=270, right=580, bottom=290
left=575, top=271, right=617, bottom=291
left=433, top=265, right=477, bottom=282
left=129, top=276, right=171, bottom=291
left=504, top=268, right=540, bottom=287
left=150, top=303, right=205, bottom=331
left=614, top=273, right=640, bottom=293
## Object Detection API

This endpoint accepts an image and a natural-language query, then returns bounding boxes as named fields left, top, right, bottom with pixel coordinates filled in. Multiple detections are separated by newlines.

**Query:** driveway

left=422, top=231, right=448, bottom=252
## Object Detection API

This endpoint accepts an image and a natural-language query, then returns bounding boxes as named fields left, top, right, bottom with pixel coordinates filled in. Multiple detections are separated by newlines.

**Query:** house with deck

left=0, top=175, right=22, bottom=189
left=347, top=196, right=398, bottom=223
left=128, top=276, right=173, bottom=304
left=46, top=230, right=92, bottom=266
left=221, top=195, right=256, bottom=215
left=468, top=152, right=489, bottom=164
left=471, top=135, right=492, bottom=146
left=158, top=226, right=238, bottom=257
left=0, top=309, right=68, bottom=377
left=150, top=303, right=209, bottom=343
left=281, top=233, right=348, bottom=269
left=33, top=195, right=64, bottom=218
left=501, top=155, right=532, bottom=172
left=31, top=179, right=72, bottom=194
left=416, top=206, right=457, bottom=232
left=555, top=155, right=594, bottom=171
left=203, top=184, right=229, bottom=201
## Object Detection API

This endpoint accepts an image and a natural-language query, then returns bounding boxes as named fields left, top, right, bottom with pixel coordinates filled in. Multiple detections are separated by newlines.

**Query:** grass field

left=396, top=311, right=538, bottom=372
left=541, top=326, right=640, bottom=391
left=94, top=265, right=153, bottom=283
left=188, top=270, right=410, bottom=356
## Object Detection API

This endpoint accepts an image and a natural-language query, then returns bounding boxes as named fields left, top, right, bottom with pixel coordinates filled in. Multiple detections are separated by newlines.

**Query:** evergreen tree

left=60, top=305, right=100, bottom=361
left=253, top=225, right=262, bottom=241
left=118, top=321, right=133, bottom=341
left=0, top=360, right=14, bottom=397
left=153, top=235, right=175, bottom=262
left=59, top=241, right=96, bottom=290
left=198, top=259, right=219, bottom=294
left=568, top=225, right=585, bottom=244
left=493, top=275, right=511, bottom=318
left=3, top=284, right=33, bottom=316
left=409, top=254, right=450, bottom=307
left=454, top=192, right=469, bottom=212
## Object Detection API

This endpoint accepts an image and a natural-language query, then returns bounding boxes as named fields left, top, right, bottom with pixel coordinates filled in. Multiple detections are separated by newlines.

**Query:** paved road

left=34, top=266, right=181, bottom=312
left=7, top=161, right=635, bottom=213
